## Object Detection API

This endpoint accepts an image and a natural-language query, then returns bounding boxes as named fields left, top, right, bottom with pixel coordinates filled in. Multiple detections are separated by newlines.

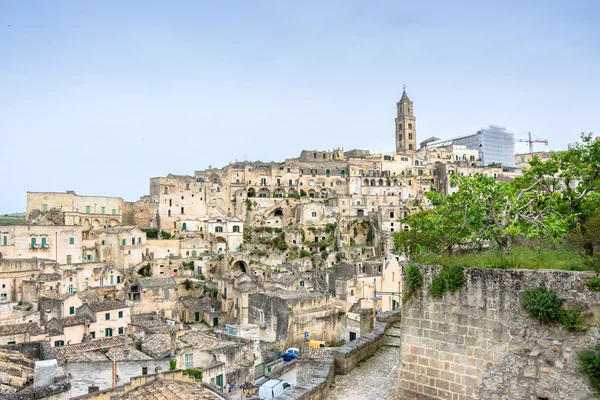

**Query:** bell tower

left=395, top=85, right=416, bottom=153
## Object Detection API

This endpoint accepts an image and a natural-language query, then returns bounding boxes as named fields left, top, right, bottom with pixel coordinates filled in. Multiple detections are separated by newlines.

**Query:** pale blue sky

left=1, top=1, right=598, bottom=212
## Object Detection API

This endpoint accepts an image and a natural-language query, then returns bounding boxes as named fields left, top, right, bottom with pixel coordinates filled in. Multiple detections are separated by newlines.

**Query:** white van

left=258, top=378, right=291, bottom=399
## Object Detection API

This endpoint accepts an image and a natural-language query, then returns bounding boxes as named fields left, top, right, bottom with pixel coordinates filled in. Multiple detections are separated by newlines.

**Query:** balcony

left=30, top=244, right=49, bottom=250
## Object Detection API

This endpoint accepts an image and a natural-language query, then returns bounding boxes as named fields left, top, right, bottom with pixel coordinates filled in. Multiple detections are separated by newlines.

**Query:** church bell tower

left=395, top=85, right=416, bottom=153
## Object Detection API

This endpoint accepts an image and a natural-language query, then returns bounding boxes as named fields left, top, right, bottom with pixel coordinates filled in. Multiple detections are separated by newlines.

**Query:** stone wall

left=398, top=265, right=600, bottom=400
left=277, top=358, right=335, bottom=400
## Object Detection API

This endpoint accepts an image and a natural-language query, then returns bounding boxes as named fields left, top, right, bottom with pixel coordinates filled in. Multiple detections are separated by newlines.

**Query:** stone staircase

left=384, top=320, right=402, bottom=347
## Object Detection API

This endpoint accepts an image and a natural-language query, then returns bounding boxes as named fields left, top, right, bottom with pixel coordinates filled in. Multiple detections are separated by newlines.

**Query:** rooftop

left=0, top=322, right=45, bottom=337
left=85, top=300, right=128, bottom=312
left=135, top=277, right=178, bottom=288
left=53, top=336, right=125, bottom=362
left=0, top=349, right=34, bottom=395
left=115, top=375, right=214, bottom=400
left=51, top=315, right=92, bottom=328
left=178, top=331, right=232, bottom=351
left=141, top=334, right=172, bottom=358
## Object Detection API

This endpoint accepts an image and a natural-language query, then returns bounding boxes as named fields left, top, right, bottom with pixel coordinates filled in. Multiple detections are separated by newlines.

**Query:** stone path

left=328, top=345, right=401, bottom=400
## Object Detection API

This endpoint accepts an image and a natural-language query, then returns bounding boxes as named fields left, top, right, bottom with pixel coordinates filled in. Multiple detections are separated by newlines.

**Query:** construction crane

left=515, top=132, right=548, bottom=153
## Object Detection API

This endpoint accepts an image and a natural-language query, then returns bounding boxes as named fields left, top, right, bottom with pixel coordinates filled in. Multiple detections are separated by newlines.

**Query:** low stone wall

left=398, top=265, right=600, bottom=400
left=277, top=358, right=335, bottom=400
left=332, top=309, right=402, bottom=375
left=265, top=358, right=298, bottom=379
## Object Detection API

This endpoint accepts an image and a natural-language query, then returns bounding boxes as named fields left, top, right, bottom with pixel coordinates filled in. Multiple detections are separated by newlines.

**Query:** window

left=70, top=306, right=75, bottom=315
left=186, top=183, right=190, bottom=190
left=142, top=367, right=148, bottom=375
left=184, top=353, right=194, bottom=368
left=54, top=340, right=64, bottom=347
left=41, top=237, right=47, bottom=248
left=418, top=170, right=423, bottom=176
left=340, top=170, right=345, bottom=177
left=138, top=237, right=142, bottom=244
left=31, top=237, right=36, bottom=248
left=215, top=226, right=223, bottom=233
left=66, top=255, right=71, bottom=264
left=232, top=225, right=240, bottom=233
left=117, top=276, right=121, bottom=284
left=85, top=206, right=91, bottom=214
left=69, top=237, right=74, bottom=245
left=105, top=313, right=110, bottom=320
left=112, top=209, right=116, bottom=215
left=213, top=177, right=218, bottom=184
left=105, top=328, right=113, bottom=337
left=326, top=169, right=330, bottom=177
left=259, top=311, right=265, bottom=324
left=122, top=239, right=126, bottom=246
left=164, top=291, right=170, bottom=300
left=90, top=331, right=95, bottom=339
left=101, top=206, right=105, bottom=214
left=163, top=187, right=169, bottom=194
left=408, top=123, right=412, bottom=129
left=101, top=240, right=105, bottom=245
left=118, top=311, right=123, bottom=318
left=118, top=327, right=124, bottom=335
left=2, top=236, right=6, bottom=246
left=312, top=212, right=317, bottom=217
left=42, top=204, right=48, bottom=211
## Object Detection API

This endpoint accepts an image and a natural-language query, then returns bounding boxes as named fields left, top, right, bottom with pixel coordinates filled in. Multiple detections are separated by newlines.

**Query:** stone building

left=26, top=191, right=124, bottom=228
left=0, top=225, right=84, bottom=264
left=76, top=300, right=130, bottom=340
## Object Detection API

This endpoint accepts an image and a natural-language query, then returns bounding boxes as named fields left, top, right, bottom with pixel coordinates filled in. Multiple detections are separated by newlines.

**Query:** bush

left=161, top=230, right=172, bottom=239
left=522, top=286, right=565, bottom=324
left=578, top=344, right=600, bottom=394
left=586, top=277, right=600, bottom=291
left=183, top=368, right=203, bottom=381
left=406, top=265, right=422, bottom=289
left=350, top=237, right=356, bottom=246
left=169, top=359, right=177, bottom=370
left=300, top=190, right=307, bottom=197
left=429, top=275, right=446, bottom=298
left=199, top=274, right=206, bottom=280
left=441, top=266, right=464, bottom=292
left=559, top=308, right=587, bottom=332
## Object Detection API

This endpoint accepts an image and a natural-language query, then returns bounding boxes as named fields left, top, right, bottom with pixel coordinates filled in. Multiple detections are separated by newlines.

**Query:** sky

left=1, top=1, right=599, bottom=213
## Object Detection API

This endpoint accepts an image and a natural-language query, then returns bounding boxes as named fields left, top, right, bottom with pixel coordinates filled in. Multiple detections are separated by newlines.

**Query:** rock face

left=33, top=359, right=58, bottom=387
left=398, top=266, right=600, bottom=400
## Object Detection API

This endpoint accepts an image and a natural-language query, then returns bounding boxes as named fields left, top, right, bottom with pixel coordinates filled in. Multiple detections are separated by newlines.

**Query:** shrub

left=350, top=237, right=356, bottom=246
left=183, top=279, right=193, bottom=291
left=161, top=230, right=172, bottom=239
left=578, top=344, right=600, bottom=394
left=300, top=190, right=307, bottom=197
left=586, top=277, right=600, bottom=291
left=183, top=368, right=203, bottom=381
left=429, top=275, right=446, bottom=298
left=559, top=308, right=587, bottom=332
left=169, top=359, right=177, bottom=370
left=522, top=286, right=565, bottom=324
left=406, top=265, right=422, bottom=289
left=441, top=266, right=464, bottom=292
left=199, top=274, right=206, bottom=280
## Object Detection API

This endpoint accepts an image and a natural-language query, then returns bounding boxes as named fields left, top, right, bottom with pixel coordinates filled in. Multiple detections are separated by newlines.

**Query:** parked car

left=281, top=347, right=299, bottom=362
left=258, top=378, right=291, bottom=399
left=309, top=340, right=328, bottom=348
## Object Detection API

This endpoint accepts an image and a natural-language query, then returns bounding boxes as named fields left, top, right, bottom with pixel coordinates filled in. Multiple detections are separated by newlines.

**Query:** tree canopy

left=394, top=133, right=599, bottom=257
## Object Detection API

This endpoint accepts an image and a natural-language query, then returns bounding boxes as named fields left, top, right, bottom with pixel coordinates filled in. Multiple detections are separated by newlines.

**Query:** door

left=212, top=317, right=219, bottom=327
left=350, top=332, right=357, bottom=341
left=182, top=222, right=187, bottom=231
left=216, top=374, right=223, bottom=388
left=195, top=312, right=200, bottom=322
left=106, top=328, right=113, bottom=337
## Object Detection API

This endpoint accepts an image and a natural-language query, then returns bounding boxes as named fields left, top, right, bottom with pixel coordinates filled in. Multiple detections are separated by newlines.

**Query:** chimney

left=170, top=328, right=177, bottom=358
left=123, top=326, right=130, bottom=359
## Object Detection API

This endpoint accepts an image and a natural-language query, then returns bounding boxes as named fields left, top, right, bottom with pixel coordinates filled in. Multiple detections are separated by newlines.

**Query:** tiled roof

left=53, top=336, right=125, bottom=361
left=117, top=377, right=214, bottom=400
left=85, top=300, right=128, bottom=312
left=40, top=292, right=70, bottom=301
left=38, top=273, right=61, bottom=281
left=0, top=349, right=35, bottom=394
left=141, top=334, right=172, bottom=358
left=105, top=346, right=153, bottom=361
left=0, top=322, right=45, bottom=337
left=53, top=315, right=92, bottom=327
left=178, top=331, right=232, bottom=351
left=136, top=277, right=177, bottom=288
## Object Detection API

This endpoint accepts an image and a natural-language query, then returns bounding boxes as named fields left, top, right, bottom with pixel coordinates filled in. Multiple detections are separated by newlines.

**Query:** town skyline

left=2, top=1, right=599, bottom=212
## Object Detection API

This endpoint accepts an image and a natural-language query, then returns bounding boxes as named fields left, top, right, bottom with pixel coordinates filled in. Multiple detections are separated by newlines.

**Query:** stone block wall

left=398, top=265, right=600, bottom=400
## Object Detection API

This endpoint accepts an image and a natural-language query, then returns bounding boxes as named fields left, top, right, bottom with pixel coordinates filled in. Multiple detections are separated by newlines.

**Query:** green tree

left=523, top=133, right=600, bottom=255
